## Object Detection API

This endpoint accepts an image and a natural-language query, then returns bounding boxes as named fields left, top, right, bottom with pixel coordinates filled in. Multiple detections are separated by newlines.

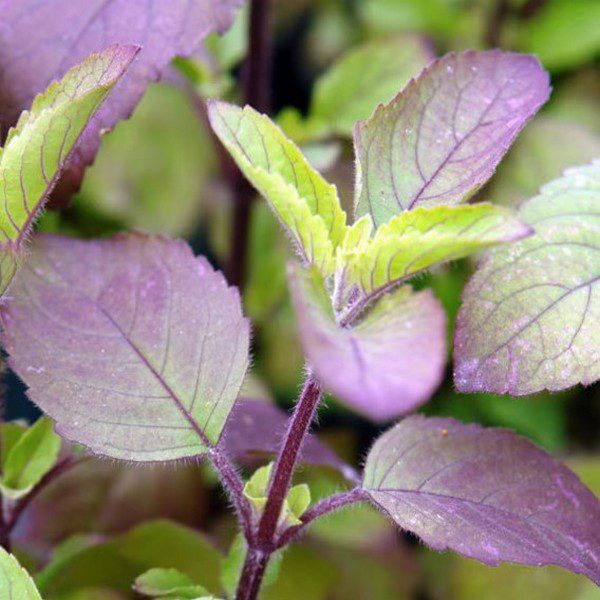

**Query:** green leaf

left=0, top=45, right=136, bottom=294
left=519, top=0, right=600, bottom=72
left=0, top=422, right=27, bottom=466
left=207, top=101, right=346, bottom=275
left=308, top=35, right=433, bottom=137
left=455, top=161, right=600, bottom=394
left=285, top=483, right=311, bottom=525
left=0, top=416, right=61, bottom=499
left=243, top=462, right=272, bottom=512
left=134, top=568, right=211, bottom=598
left=0, top=548, right=42, bottom=599
left=344, top=203, right=530, bottom=297
left=36, top=520, right=224, bottom=597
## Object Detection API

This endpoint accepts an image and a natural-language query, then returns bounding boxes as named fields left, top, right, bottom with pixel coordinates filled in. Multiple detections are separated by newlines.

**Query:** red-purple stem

left=227, top=0, right=272, bottom=289
left=275, top=487, right=367, bottom=549
left=236, top=374, right=322, bottom=599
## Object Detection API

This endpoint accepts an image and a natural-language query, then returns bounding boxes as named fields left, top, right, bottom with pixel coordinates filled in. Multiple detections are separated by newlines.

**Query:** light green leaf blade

left=0, top=45, right=137, bottom=297
left=0, top=548, right=42, bottom=599
left=1, top=416, right=61, bottom=499
left=285, top=483, right=311, bottom=525
left=455, top=161, right=600, bottom=394
left=309, top=35, right=434, bottom=137
left=134, top=568, right=209, bottom=598
left=207, top=101, right=346, bottom=275
left=0, top=45, right=138, bottom=247
left=348, top=203, right=531, bottom=295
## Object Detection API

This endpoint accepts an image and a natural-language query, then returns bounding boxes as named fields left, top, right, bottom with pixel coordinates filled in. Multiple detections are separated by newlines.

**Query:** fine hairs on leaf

left=0, top=27, right=598, bottom=600
left=0, top=233, right=250, bottom=461
left=0, top=45, right=137, bottom=295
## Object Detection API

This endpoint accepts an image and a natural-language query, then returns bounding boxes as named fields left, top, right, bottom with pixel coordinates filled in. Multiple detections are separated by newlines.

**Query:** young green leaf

left=346, top=203, right=531, bottom=296
left=0, top=416, right=61, bottom=499
left=0, top=1, right=243, bottom=202
left=455, top=161, right=600, bottom=395
left=289, top=264, right=446, bottom=421
left=207, top=101, right=346, bottom=275
left=306, top=34, right=434, bottom=138
left=134, top=568, right=212, bottom=598
left=0, top=548, right=42, bottom=599
left=0, top=233, right=250, bottom=461
left=354, top=50, right=550, bottom=226
left=363, top=416, right=600, bottom=584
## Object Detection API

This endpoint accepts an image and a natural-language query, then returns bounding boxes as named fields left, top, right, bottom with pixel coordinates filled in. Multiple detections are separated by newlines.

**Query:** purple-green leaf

left=454, top=161, right=600, bottom=395
left=0, top=0, right=244, bottom=200
left=363, top=415, right=600, bottom=583
left=0, top=233, right=250, bottom=461
left=221, top=399, right=358, bottom=481
left=289, top=264, right=446, bottom=422
left=354, top=50, right=550, bottom=226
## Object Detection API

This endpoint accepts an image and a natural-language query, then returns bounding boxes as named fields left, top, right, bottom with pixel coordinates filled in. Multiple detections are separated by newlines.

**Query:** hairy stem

left=276, top=487, right=367, bottom=548
left=208, top=447, right=253, bottom=540
left=257, top=375, right=322, bottom=545
left=235, top=546, right=269, bottom=600
left=227, top=0, right=272, bottom=288
left=236, top=373, right=323, bottom=599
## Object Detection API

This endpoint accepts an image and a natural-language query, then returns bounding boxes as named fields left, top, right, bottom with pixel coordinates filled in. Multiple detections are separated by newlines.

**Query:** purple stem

left=235, top=373, right=323, bottom=599
left=276, top=487, right=367, bottom=549
left=208, top=447, right=253, bottom=540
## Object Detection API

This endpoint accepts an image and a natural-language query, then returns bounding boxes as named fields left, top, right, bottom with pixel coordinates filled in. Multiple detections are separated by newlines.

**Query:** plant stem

left=275, top=487, right=367, bottom=549
left=236, top=374, right=322, bottom=599
left=227, top=0, right=272, bottom=289
left=235, top=546, right=269, bottom=600
left=208, top=447, right=253, bottom=540
left=257, top=375, right=322, bottom=545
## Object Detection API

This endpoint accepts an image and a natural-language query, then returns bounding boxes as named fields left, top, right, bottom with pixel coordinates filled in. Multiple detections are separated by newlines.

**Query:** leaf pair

left=0, top=45, right=138, bottom=296
left=209, top=49, right=549, bottom=420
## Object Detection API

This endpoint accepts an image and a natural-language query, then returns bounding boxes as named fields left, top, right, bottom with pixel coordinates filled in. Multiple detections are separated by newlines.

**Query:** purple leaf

left=0, top=233, right=250, bottom=461
left=289, top=264, right=447, bottom=422
left=354, top=50, right=550, bottom=226
left=363, top=416, right=600, bottom=583
left=0, top=0, right=244, bottom=202
left=220, top=399, right=358, bottom=482
left=454, top=161, right=600, bottom=395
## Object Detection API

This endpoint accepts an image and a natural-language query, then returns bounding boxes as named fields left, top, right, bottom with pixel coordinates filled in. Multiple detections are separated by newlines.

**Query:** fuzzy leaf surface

left=354, top=50, right=550, bottom=225
left=208, top=101, right=346, bottom=275
left=454, top=161, right=600, bottom=395
left=0, top=45, right=136, bottom=295
left=363, top=415, right=600, bottom=583
left=0, top=233, right=250, bottom=461
left=0, top=549, right=42, bottom=599
left=0, top=0, right=243, bottom=200
left=348, top=203, right=531, bottom=296
left=289, top=265, right=446, bottom=421
left=309, top=35, right=434, bottom=137
left=0, top=417, right=61, bottom=500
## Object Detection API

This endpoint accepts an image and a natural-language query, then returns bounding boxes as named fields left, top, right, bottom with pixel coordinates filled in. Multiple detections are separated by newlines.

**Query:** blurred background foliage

left=5, top=0, right=599, bottom=598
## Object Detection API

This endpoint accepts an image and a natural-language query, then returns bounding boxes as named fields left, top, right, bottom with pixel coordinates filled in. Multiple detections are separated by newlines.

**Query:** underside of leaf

left=454, top=161, right=600, bottom=394
left=0, top=233, right=250, bottom=461
left=354, top=49, right=550, bottom=226
left=363, top=416, right=600, bottom=583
